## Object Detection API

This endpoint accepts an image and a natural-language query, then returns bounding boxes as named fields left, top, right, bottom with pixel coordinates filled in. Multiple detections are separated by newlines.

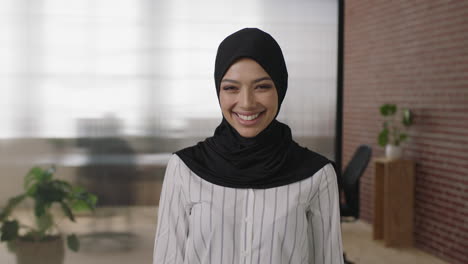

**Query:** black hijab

left=176, top=28, right=332, bottom=189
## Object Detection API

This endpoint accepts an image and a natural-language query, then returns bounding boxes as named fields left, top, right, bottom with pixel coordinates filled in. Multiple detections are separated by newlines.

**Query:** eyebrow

left=221, top=76, right=272, bottom=84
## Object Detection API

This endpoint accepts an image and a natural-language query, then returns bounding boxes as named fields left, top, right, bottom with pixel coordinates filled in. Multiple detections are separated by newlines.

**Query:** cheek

left=219, top=94, right=233, bottom=113
left=263, top=93, right=279, bottom=114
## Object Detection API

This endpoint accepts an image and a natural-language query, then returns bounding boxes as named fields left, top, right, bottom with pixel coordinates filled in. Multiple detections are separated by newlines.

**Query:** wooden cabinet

left=373, top=158, right=415, bottom=247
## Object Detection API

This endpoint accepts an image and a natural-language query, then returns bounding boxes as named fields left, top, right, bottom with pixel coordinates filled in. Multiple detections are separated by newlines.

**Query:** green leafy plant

left=0, top=166, right=97, bottom=252
left=378, top=103, right=413, bottom=147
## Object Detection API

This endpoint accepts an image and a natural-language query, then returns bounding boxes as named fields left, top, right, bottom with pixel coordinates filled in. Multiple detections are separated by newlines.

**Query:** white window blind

left=0, top=0, right=337, bottom=146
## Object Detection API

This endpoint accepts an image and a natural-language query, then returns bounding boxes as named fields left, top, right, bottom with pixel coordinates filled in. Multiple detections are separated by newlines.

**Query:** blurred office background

left=1, top=0, right=467, bottom=264
left=0, top=0, right=337, bottom=202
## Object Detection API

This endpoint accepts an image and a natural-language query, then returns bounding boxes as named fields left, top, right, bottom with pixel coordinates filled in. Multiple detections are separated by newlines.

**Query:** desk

left=373, top=158, right=415, bottom=247
left=35, top=153, right=173, bottom=167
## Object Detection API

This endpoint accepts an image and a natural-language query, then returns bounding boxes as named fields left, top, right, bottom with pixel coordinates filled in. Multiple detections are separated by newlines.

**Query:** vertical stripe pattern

left=153, top=155, right=344, bottom=264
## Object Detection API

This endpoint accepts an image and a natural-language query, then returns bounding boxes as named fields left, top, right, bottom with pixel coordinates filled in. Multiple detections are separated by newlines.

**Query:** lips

left=233, top=111, right=264, bottom=125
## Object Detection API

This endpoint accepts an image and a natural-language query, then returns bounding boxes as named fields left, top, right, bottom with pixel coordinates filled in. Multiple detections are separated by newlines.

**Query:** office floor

left=0, top=206, right=448, bottom=264
left=341, top=220, right=448, bottom=264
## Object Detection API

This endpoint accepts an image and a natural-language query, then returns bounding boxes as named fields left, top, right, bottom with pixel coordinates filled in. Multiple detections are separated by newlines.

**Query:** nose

left=239, top=87, right=255, bottom=109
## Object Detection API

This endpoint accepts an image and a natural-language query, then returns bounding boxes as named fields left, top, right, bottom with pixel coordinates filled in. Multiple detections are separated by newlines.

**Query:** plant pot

left=13, top=236, right=65, bottom=264
left=385, top=144, right=402, bottom=160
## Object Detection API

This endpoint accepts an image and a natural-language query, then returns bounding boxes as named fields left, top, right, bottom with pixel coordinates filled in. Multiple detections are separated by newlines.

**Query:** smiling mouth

left=234, top=111, right=265, bottom=122
left=237, top=112, right=260, bottom=121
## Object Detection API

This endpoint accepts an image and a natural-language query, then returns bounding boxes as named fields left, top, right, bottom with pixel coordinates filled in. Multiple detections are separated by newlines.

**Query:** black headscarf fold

left=176, top=28, right=331, bottom=189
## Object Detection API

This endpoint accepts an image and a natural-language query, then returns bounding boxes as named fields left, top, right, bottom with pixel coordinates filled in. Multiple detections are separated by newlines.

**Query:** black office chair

left=340, top=144, right=372, bottom=220
left=339, top=144, right=372, bottom=264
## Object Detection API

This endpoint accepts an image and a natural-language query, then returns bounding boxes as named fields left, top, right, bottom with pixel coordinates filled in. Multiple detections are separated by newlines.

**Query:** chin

left=237, top=128, right=261, bottom=138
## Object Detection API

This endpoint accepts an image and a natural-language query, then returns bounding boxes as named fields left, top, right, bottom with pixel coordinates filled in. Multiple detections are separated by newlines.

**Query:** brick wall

left=343, top=1, right=468, bottom=263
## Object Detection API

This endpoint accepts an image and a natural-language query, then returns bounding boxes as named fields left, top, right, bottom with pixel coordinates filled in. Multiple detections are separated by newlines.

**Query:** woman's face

left=219, top=58, right=279, bottom=138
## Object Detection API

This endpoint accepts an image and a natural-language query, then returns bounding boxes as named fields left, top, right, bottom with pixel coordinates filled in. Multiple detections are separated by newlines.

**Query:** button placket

left=243, top=189, right=255, bottom=262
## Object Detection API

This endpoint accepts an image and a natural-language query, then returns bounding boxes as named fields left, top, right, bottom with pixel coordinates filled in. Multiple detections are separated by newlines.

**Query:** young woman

left=153, top=28, right=343, bottom=264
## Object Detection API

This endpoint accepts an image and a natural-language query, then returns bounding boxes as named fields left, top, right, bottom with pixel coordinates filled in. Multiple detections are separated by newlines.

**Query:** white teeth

left=237, top=113, right=260, bottom=121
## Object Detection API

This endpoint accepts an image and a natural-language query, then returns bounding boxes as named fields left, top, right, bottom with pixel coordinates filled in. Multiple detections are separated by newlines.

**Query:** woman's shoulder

left=163, top=154, right=198, bottom=192
left=166, top=153, right=180, bottom=167
left=167, top=153, right=205, bottom=178
left=167, top=153, right=190, bottom=171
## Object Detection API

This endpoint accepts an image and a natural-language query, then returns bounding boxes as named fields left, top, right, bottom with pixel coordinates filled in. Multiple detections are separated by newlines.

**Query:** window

left=0, top=0, right=338, bottom=157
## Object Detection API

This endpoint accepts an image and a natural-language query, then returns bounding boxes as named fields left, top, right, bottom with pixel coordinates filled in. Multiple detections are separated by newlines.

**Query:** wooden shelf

left=373, top=158, right=415, bottom=247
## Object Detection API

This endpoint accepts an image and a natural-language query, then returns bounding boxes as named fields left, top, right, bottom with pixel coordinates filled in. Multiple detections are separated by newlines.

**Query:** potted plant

left=378, top=103, right=413, bottom=159
left=0, top=166, right=97, bottom=264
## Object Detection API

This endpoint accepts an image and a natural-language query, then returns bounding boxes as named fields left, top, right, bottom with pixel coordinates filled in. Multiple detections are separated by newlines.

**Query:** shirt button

left=244, top=217, right=252, bottom=223
left=242, top=250, right=250, bottom=256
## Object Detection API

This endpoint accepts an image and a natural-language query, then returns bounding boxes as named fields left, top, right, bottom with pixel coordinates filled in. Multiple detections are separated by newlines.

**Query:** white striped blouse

left=153, top=154, right=344, bottom=264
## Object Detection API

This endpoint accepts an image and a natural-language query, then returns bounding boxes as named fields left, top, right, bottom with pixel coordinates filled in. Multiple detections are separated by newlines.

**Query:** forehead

left=223, top=58, right=270, bottom=79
